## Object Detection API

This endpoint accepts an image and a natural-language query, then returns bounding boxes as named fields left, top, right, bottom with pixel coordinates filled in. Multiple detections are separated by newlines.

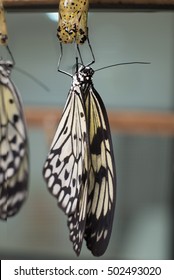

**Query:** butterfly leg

left=57, top=42, right=72, bottom=77
left=86, top=28, right=95, bottom=66
left=6, top=45, right=15, bottom=65
left=76, top=44, right=84, bottom=66
left=76, top=28, right=95, bottom=68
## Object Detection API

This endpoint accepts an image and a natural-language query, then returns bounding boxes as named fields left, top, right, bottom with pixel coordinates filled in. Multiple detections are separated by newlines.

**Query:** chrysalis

left=57, top=0, right=89, bottom=44
left=0, top=0, right=8, bottom=45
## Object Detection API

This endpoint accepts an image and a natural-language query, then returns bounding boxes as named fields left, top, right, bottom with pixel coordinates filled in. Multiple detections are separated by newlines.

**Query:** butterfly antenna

left=6, top=45, right=15, bottom=65
left=86, top=29, right=95, bottom=67
left=14, top=66, right=50, bottom=92
left=95, top=61, right=150, bottom=72
left=4, top=45, right=49, bottom=91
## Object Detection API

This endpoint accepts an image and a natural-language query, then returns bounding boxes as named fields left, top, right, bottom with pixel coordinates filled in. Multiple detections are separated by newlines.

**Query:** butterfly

left=0, top=58, right=29, bottom=220
left=43, top=65, right=116, bottom=256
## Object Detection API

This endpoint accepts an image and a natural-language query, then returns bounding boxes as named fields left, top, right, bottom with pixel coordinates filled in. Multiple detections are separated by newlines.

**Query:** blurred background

left=0, top=10, right=174, bottom=259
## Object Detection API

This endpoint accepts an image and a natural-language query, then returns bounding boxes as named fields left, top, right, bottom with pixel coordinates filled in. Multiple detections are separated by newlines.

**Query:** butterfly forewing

left=66, top=68, right=116, bottom=256
left=0, top=60, right=29, bottom=220
left=0, top=85, right=26, bottom=180
left=84, top=84, right=116, bottom=256
left=43, top=81, right=88, bottom=216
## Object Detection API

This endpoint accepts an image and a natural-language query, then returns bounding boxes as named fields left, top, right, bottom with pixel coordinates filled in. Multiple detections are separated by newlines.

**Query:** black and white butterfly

left=0, top=58, right=29, bottom=220
left=43, top=65, right=116, bottom=256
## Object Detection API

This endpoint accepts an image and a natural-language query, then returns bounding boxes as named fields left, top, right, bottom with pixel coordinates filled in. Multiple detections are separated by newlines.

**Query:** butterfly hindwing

left=67, top=167, right=88, bottom=255
left=1, top=152, right=29, bottom=219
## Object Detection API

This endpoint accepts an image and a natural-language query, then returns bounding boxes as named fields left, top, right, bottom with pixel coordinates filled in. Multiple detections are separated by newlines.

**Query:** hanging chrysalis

left=0, top=0, right=8, bottom=45
left=0, top=2, right=29, bottom=220
left=43, top=63, right=116, bottom=256
left=57, top=0, right=95, bottom=74
left=57, top=0, right=89, bottom=44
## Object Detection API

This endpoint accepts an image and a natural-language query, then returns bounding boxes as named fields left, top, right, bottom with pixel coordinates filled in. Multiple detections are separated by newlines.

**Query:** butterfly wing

left=0, top=79, right=29, bottom=220
left=67, top=165, right=88, bottom=255
left=1, top=152, right=29, bottom=219
left=43, top=84, right=88, bottom=217
left=84, top=84, right=116, bottom=256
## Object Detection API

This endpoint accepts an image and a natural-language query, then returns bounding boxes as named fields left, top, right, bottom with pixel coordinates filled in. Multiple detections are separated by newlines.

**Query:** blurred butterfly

left=0, top=58, right=29, bottom=220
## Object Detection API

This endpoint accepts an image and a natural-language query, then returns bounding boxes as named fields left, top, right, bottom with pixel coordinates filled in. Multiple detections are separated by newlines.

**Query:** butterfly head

left=75, top=65, right=94, bottom=84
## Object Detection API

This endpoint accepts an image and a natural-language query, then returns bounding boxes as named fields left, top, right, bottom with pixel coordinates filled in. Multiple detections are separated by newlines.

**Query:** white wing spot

left=6, top=168, right=14, bottom=178
left=104, top=229, right=108, bottom=239
left=66, top=201, right=72, bottom=214
left=62, top=193, right=70, bottom=208
left=44, top=168, right=51, bottom=178
left=52, top=184, right=60, bottom=195
left=71, top=198, right=78, bottom=212
left=48, top=175, right=55, bottom=188
left=58, top=190, right=65, bottom=203
left=69, top=223, right=73, bottom=230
